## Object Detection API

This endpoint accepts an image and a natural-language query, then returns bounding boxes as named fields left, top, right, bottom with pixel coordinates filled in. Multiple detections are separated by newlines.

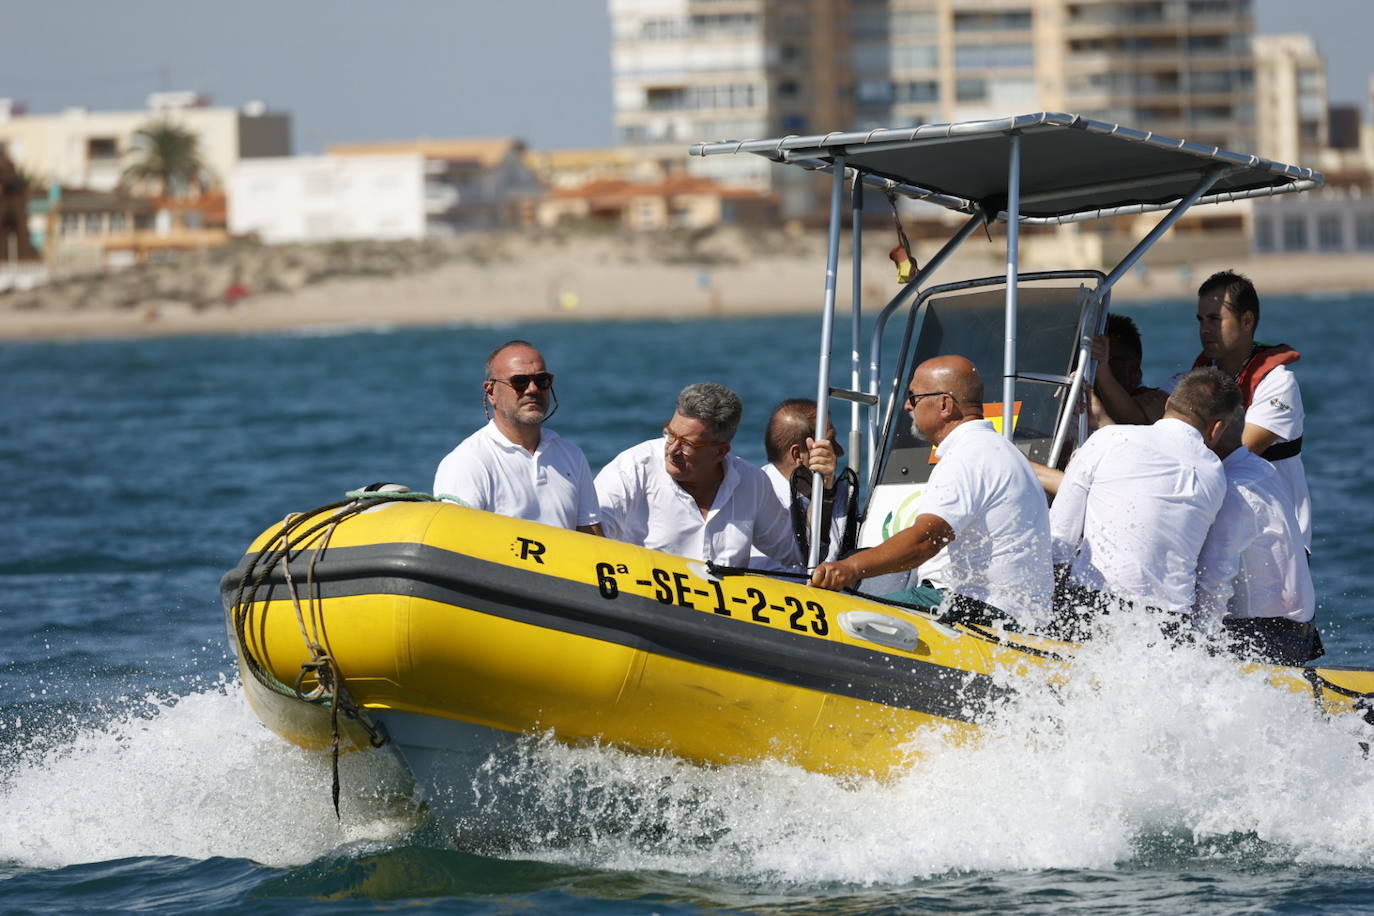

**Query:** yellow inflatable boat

left=221, top=115, right=1374, bottom=808
left=221, top=492, right=1374, bottom=808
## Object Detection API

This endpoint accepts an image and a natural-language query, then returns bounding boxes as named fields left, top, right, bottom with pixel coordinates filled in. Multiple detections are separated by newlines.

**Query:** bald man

left=809, top=356, right=1053, bottom=631
left=433, top=339, right=602, bottom=534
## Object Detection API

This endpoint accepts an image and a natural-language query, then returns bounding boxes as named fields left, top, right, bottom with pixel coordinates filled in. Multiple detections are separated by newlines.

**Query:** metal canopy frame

left=690, top=112, right=1324, bottom=569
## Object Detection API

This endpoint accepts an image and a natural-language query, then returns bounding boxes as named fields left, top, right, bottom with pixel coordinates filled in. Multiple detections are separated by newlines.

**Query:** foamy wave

left=0, top=681, right=416, bottom=869
left=4, top=626, right=1371, bottom=880
left=457, top=615, right=1374, bottom=882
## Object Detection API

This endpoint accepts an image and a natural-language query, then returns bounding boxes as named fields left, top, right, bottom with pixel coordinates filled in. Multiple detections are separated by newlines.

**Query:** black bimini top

left=690, top=112, right=1323, bottom=224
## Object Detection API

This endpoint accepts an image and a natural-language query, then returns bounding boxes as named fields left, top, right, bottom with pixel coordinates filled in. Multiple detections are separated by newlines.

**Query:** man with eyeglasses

left=594, top=382, right=800, bottom=568
left=809, top=356, right=1053, bottom=632
left=433, top=339, right=602, bottom=534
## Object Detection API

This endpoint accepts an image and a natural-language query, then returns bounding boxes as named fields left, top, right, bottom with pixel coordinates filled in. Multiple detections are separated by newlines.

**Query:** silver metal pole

left=809, top=157, right=846, bottom=570
left=1002, top=133, right=1021, bottom=441
left=864, top=211, right=983, bottom=484
left=849, top=171, right=863, bottom=490
left=1102, top=164, right=1235, bottom=291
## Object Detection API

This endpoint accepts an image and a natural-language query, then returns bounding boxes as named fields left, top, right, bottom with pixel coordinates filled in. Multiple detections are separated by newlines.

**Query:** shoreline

left=2, top=240, right=1370, bottom=344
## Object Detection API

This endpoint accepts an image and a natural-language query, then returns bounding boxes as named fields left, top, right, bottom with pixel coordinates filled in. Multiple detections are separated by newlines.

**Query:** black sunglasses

left=903, top=390, right=950, bottom=408
left=487, top=373, right=555, bottom=392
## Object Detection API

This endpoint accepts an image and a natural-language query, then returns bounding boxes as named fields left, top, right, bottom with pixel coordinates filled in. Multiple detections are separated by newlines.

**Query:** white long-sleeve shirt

left=1050, top=418, right=1228, bottom=615
left=1194, top=446, right=1315, bottom=631
left=595, top=438, right=800, bottom=568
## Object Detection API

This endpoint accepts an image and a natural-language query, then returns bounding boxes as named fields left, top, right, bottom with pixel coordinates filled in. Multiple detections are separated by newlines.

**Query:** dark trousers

left=1222, top=617, right=1324, bottom=666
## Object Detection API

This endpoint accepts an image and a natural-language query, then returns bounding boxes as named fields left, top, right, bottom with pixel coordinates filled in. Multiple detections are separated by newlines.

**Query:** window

left=857, top=80, right=893, bottom=104
left=109, top=212, right=126, bottom=232
left=892, top=43, right=939, bottom=70
left=1317, top=215, right=1343, bottom=251
left=84, top=212, right=103, bottom=234
left=86, top=137, right=118, bottom=160
left=956, top=79, right=987, bottom=102
left=1254, top=216, right=1274, bottom=252
left=1355, top=214, right=1374, bottom=251
left=895, top=80, right=939, bottom=103
left=953, top=10, right=1032, bottom=31
left=955, top=43, right=1033, bottom=69
left=1281, top=217, right=1308, bottom=251
left=61, top=213, right=80, bottom=235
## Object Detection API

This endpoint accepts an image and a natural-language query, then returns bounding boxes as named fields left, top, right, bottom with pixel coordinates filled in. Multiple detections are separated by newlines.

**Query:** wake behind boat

left=222, top=113, right=1374, bottom=812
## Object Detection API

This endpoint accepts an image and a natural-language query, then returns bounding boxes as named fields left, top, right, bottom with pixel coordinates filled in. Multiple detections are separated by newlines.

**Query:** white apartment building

left=228, top=154, right=427, bottom=244
left=0, top=93, right=290, bottom=192
left=1253, top=34, right=1327, bottom=165
left=609, top=0, right=1263, bottom=169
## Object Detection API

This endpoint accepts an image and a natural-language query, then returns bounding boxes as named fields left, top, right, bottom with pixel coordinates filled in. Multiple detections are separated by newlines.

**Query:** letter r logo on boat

left=514, top=537, right=546, bottom=564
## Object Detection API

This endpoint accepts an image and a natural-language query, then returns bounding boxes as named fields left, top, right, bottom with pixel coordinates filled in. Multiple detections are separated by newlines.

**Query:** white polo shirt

left=747, top=462, right=850, bottom=572
left=1050, top=417, right=1228, bottom=615
left=1194, top=447, right=1315, bottom=630
left=1247, top=366, right=1310, bottom=550
left=432, top=421, right=600, bottom=529
left=913, top=419, right=1053, bottom=630
left=595, top=438, right=800, bottom=568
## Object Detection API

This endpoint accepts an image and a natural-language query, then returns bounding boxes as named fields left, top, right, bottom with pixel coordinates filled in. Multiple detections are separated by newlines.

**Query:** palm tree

left=121, top=119, right=213, bottom=198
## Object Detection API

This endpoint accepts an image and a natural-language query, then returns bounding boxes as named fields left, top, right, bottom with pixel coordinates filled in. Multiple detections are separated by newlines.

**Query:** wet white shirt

left=1247, top=366, right=1310, bottom=550
left=914, top=419, right=1054, bottom=630
left=433, top=421, right=600, bottom=529
left=1050, top=417, right=1228, bottom=615
left=1194, top=447, right=1315, bottom=630
left=1165, top=364, right=1310, bottom=550
left=595, top=438, right=799, bottom=568
left=747, top=462, right=849, bottom=572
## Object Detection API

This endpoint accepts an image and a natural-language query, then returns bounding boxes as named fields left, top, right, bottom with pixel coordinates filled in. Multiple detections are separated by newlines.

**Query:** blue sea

left=2, top=294, right=1373, bottom=913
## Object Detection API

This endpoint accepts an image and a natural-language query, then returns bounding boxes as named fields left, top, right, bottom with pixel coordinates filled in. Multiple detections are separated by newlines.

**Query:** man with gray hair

left=595, top=382, right=800, bottom=568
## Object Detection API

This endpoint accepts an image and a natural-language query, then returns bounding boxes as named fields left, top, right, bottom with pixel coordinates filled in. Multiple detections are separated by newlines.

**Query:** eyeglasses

left=487, top=373, right=554, bottom=392
left=662, top=427, right=723, bottom=453
left=904, top=390, right=950, bottom=409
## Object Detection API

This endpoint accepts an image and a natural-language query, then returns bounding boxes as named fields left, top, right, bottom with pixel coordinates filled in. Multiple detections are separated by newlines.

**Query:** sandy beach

left=1, top=231, right=1370, bottom=343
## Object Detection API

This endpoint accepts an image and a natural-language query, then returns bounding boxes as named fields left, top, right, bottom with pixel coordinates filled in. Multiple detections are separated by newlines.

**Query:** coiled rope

left=226, top=485, right=467, bottom=817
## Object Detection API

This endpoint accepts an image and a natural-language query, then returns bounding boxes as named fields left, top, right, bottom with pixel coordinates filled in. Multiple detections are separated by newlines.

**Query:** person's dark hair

left=1197, top=270, right=1260, bottom=328
left=1104, top=313, right=1143, bottom=360
left=1170, top=366, right=1242, bottom=428
left=764, top=398, right=816, bottom=464
left=677, top=382, right=743, bottom=443
left=484, top=339, right=537, bottom=378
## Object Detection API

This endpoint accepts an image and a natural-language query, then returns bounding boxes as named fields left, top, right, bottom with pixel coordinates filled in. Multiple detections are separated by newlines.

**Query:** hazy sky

left=1, top=0, right=1369, bottom=153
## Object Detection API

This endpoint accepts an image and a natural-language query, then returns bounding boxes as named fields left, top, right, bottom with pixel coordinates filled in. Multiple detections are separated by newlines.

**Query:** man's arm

left=1090, top=336, right=1151, bottom=425
left=573, top=450, right=605, bottom=537
left=809, top=513, right=954, bottom=591
left=593, top=453, right=643, bottom=544
left=1242, top=423, right=1282, bottom=455
left=1193, top=490, right=1255, bottom=633
left=1048, top=436, right=1100, bottom=565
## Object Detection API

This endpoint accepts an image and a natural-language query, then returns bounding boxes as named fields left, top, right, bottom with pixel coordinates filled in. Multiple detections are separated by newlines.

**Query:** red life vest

left=1191, top=344, right=1300, bottom=407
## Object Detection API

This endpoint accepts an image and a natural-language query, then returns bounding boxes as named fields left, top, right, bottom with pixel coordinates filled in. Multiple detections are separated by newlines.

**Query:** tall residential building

left=1253, top=34, right=1327, bottom=165
left=610, top=0, right=1261, bottom=182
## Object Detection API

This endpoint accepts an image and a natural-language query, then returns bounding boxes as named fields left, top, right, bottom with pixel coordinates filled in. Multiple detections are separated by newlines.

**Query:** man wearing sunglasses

left=433, top=339, right=602, bottom=534
left=809, top=355, right=1053, bottom=632
left=595, top=382, right=799, bottom=568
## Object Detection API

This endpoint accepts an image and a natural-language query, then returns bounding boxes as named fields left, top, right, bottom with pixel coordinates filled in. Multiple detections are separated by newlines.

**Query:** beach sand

left=1, top=234, right=1370, bottom=343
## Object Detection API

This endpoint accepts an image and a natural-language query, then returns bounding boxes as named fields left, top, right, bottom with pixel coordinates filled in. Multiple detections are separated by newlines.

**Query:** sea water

left=2, top=296, right=1372, bottom=913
